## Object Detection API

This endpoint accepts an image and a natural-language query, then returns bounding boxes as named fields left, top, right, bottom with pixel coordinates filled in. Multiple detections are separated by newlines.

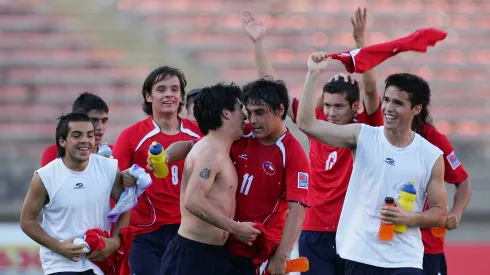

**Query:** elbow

left=183, top=196, right=200, bottom=216
left=297, top=119, right=311, bottom=133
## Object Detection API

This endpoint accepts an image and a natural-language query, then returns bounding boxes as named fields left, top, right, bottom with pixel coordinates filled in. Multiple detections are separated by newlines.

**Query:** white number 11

left=240, top=173, right=254, bottom=195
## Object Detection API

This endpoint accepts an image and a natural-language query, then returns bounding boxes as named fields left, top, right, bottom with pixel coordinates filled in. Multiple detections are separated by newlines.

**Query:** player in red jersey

left=242, top=9, right=383, bottom=274
left=112, top=66, right=201, bottom=275
left=162, top=77, right=310, bottom=275
left=41, top=92, right=112, bottom=167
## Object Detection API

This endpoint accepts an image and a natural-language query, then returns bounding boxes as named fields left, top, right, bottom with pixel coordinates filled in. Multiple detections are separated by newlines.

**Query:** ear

left=59, top=137, right=67, bottom=149
left=412, top=104, right=422, bottom=116
left=145, top=92, right=153, bottom=103
left=278, top=103, right=285, bottom=117
left=221, top=109, right=232, bottom=121
left=352, top=100, right=361, bottom=113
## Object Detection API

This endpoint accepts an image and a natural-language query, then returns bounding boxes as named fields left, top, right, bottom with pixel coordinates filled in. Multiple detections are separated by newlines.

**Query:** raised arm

left=297, top=52, right=361, bottom=148
left=183, top=149, right=261, bottom=244
left=20, top=174, right=85, bottom=261
left=242, top=10, right=297, bottom=120
left=165, top=140, right=195, bottom=163
left=352, top=7, right=380, bottom=115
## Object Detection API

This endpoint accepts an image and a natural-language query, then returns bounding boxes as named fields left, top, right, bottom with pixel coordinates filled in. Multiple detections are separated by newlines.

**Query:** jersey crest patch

left=262, top=161, right=276, bottom=176
left=297, top=172, right=309, bottom=189
left=446, top=151, right=460, bottom=170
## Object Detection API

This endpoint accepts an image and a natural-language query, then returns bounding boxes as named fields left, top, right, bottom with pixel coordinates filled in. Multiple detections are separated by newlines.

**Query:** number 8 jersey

left=227, top=127, right=310, bottom=260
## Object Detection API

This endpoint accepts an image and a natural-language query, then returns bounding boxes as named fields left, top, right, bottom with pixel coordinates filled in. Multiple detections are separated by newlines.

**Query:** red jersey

left=112, top=116, right=201, bottom=235
left=40, top=144, right=114, bottom=167
left=420, top=124, right=468, bottom=254
left=226, top=129, right=310, bottom=260
left=291, top=98, right=384, bottom=232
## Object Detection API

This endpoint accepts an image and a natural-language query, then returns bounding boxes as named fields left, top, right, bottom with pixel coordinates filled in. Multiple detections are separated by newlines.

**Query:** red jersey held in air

left=226, top=129, right=310, bottom=261
left=420, top=124, right=468, bottom=254
left=112, top=116, right=201, bottom=235
left=291, top=98, right=383, bottom=232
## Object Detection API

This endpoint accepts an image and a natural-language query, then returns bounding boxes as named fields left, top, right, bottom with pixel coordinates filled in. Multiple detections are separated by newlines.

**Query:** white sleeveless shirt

left=36, top=154, right=118, bottom=274
left=336, top=125, right=442, bottom=269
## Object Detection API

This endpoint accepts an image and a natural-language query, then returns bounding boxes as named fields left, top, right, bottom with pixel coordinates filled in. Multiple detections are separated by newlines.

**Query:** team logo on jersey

left=74, top=183, right=85, bottom=189
left=262, top=161, right=276, bottom=176
left=239, top=153, right=248, bottom=160
left=297, top=172, right=309, bottom=189
left=447, top=151, right=460, bottom=170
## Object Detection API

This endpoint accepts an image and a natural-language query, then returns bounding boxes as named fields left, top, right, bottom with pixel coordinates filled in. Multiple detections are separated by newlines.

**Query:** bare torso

left=178, top=140, right=237, bottom=245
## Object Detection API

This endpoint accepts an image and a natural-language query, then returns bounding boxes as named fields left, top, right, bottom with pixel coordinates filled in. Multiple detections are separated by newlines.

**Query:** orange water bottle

left=285, top=257, right=309, bottom=273
left=378, top=197, right=396, bottom=241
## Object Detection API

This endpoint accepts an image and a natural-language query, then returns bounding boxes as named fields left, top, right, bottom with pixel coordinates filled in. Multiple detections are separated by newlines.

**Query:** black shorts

left=159, top=234, right=233, bottom=275
left=50, top=270, right=96, bottom=275
left=298, top=230, right=343, bottom=275
left=423, top=253, right=447, bottom=275
left=343, top=259, right=424, bottom=275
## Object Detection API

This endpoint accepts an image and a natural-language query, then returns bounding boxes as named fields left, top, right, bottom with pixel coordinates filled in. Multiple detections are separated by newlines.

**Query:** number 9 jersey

left=112, top=116, right=202, bottom=236
left=227, top=127, right=310, bottom=260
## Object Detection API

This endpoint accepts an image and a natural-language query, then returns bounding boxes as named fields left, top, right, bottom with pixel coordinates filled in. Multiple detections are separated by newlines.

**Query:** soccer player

left=297, top=53, right=447, bottom=275
left=163, top=77, right=310, bottom=275
left=182, top=88, right=201, bottom=121
left=20, top=112, right=134, bottom=275
left=242, top=9, right=383, bottom=274
left=111, top=66, right=201, bottom=275
left=159, top=83, right=260, bottom=275
left=41, top=92, right=112, bottom=166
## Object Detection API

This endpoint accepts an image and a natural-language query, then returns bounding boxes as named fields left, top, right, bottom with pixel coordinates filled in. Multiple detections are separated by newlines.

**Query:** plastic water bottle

left=378, top=197, right=396, bottom=241
left=285, top=257, right=309, bottom=273
left=148, top=141, right=169, bottom=178
left=98, top=142, right=112, bottom=157
left=394, top=181, right=417, bottom=233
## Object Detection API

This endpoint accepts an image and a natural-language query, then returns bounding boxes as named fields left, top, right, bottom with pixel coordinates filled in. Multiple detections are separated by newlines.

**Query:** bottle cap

left=384, top=197, right=395, bottom=203
left=149, top=141, right=163, bottom=155
left=402, top=181, right=417, bottom=195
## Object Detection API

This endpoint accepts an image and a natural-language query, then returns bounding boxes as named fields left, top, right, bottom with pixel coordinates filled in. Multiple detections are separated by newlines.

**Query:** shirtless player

left=159, top=83, right=261, bottom=275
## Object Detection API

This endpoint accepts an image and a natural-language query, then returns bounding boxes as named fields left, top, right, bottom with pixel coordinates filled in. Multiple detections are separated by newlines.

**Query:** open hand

left=328, top=72, right=355, bottom=84
left=351, top=7, right=367, bottom=43
left=242, top=10, right=266, bottom=43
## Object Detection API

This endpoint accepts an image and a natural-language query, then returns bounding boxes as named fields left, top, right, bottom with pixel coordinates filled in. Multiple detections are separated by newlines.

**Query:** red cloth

left=251, top=223, right=280, bottom=267
left=327, top=28, right=447, bottom=73
left=84, top=228, right=134, bottom=275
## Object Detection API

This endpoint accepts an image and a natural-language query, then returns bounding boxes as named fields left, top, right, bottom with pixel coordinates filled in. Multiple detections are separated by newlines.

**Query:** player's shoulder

left=281, top=131, right=304, bottom=150
left=421, top=124, right=452, bottom=149
left=180, top=118, right=202, bottom=138
left=43, top=144, right=57, bottom=153
left=121, top=116, right=155, bottom=136
left=90, top=154, right=119, bottom=170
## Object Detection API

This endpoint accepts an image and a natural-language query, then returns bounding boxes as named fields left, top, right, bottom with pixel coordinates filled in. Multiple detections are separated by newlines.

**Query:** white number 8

left=171, top=165, right=179, bottom=185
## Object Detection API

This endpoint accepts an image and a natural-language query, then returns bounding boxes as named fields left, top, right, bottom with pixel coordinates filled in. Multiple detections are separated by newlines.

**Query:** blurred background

left=0, top=0, right=488, bottom=274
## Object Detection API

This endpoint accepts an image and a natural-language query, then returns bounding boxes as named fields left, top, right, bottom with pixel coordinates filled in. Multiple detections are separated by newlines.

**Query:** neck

left=258, top=123, right=287, bottom=146
left=384, top=125, right=414, bottom=148
left=62, top=155, right=89, bottom=172
left=153, top=112, right=180, bottom=134
left=207, top=131, right=235, bottom=152
left=91, top=144, right=99, bottom=154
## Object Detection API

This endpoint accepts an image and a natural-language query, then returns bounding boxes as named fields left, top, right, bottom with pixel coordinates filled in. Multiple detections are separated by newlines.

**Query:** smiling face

left=59, top=121, right=95, bottom=163
left=382, top=85, right=421, bottom=131
left=323, top=92, right=359, bottom=125
left=146, top=75, right=182, bottom=116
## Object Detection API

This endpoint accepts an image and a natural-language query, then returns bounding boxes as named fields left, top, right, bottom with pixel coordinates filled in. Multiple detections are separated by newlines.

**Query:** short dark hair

left=186, top=89, right=201, bottom=112
left=141, top=66, right=187, bottom=116
left=193, top=83, right=241, bottom=135
left=242, top=77, right=289, bottom=120
left=55, top=112, right=94, bottom=158
left=72, top=92, right=109, bottom=114
left=384, top=73, right=433, bottom=136
left=323, top=75, right=360, bottom=106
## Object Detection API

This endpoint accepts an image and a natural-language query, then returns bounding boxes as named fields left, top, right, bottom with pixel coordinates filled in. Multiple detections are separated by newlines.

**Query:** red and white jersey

left=112, top=116, right=201, bottom=235
left=420, top=124, right=468, bottom=254
left=226, top=128, right=309, bottom=259
left=291, top=98, right=383, bottom=232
